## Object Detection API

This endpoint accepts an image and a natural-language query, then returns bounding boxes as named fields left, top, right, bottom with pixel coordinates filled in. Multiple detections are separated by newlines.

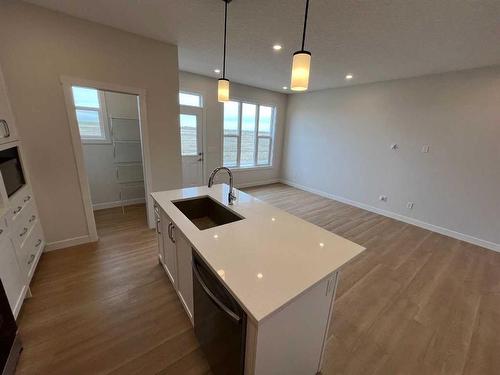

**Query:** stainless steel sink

left=172, top=196, right=244, bottom=230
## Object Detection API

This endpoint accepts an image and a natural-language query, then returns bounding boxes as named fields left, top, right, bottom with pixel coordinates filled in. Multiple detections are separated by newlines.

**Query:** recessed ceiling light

left=257, top=273, right=263, bottom=279
left=273, top=44, right=282, bottom=51
left=282, top=86, right=288, bottom=90
left=214, top=69, right=221, bottom=74
left=345, top=74, right=353, bottom=80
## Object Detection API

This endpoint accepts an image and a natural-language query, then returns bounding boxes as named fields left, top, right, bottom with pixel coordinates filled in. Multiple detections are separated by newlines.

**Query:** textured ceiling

left=24, top=0, right=500, bottom=92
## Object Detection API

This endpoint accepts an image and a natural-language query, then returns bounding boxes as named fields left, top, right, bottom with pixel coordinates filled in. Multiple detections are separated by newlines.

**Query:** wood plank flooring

left=245, top=184, right=500, bottom=375
left=15, top=184, right=500, bottom=374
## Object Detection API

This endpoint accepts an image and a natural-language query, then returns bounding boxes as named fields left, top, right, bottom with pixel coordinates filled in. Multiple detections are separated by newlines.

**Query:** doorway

left=61, top=77, right=153, bottom=242
left=178, top=91, right=205, bottom=187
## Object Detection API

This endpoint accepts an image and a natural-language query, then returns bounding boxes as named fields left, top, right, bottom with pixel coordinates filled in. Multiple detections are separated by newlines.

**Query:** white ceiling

left=24, top=0, right=500, bottom=92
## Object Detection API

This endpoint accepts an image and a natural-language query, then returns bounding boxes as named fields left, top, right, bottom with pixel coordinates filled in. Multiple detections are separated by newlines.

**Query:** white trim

left=231, top=165, right=274, bottom=172
left=92, top=197, right=146, bottom=211
left=44, top=235, right=93, bottom=252
left=60, top=76, right=155, bottom=239
left=236, top=178, right=280, bottom=189
left=280, top=179, right=500, bottom=253
left=12, top=284, right=28, bottom=319
left=222, top=100, right=276, bottom=169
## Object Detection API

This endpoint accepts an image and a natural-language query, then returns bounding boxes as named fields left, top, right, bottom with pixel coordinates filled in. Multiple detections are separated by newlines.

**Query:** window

left=179, top=92, right=202, bottom=107
left=179, top=114, right=198, bottom=156
left=223, top=100, right=275, bottom=168
left=72, top=86, right=109, bottom=142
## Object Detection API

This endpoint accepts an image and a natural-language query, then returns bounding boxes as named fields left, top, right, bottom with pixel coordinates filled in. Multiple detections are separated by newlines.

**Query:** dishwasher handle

left=192, top=260, right=241, bottom=323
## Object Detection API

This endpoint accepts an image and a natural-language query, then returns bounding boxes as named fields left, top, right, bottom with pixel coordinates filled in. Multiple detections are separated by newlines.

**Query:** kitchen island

left=152, top=184, right=364, bottom=375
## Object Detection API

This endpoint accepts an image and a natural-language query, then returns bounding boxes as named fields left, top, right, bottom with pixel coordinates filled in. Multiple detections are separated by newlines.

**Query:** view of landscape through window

left=178, top=93, right=274, bottom=167
left=223, top=101, right=274, bottom=167
left=179, top=114, right=198, bottom=155
left=72, top=86, right=106, bottom=140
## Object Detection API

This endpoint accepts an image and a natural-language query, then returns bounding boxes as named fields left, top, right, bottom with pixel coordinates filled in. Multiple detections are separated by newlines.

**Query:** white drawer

left=9, top=185, right=33, bottom=221
left=12, top=208, right=38, bottom=249
left=11, top=198, right=35, bottom=231
left=24, top=222, right=44, bottom=281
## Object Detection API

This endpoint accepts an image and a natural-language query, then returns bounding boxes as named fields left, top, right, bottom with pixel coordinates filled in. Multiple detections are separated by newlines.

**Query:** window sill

left=226, top=165, right=274, bottom=172
left=81, top=139, right=112, bottom=145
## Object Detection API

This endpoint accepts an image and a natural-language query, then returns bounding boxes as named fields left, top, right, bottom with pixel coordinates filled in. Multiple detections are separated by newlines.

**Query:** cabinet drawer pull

left=24, top=195, right=31, bottom=203
left=27, top=254, right=35, bottom=265
left=29, top=215, right=36, bottom=223
left=13, top=206, right=22, bottom=214
left=170, top=225, right=176, bottom=243
left=168, top=222, right=176, bottom=243
left=19, top=227, right=28, bottom=237
left=35, top=239, right=42, bottom=247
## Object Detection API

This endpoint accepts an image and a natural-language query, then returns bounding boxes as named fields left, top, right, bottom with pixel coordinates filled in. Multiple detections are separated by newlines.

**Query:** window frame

left=179, top=91, right=203, bottom=108
left=222, top=98, right=276, bottom=170
left=72, top=87, right=110, bottom=144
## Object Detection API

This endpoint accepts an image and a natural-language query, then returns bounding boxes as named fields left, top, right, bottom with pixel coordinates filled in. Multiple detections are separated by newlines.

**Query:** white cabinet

left=175, top=229, right=194, bottom=322
left=154, top=204, right=164, bottom=263
left=154, top=204, right=194, bottom=324
left=7, top=184, right=44, bottom=285
left=159, top=209, right=177, bottom=288
left=0, top=217, right=25, bottom=317
left=246, top=273, right=338, bottom=375
left=0, top=64, right=18, bottom=145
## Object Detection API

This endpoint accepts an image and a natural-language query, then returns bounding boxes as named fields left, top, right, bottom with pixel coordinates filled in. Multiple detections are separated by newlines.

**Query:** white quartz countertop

left=151, top=184, right=365, bottom=323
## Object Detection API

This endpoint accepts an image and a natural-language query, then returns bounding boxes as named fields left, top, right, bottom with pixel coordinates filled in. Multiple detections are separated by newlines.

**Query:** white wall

left=0, top=2, right=182, bottom=247
left=179, top=72, right=287, bottom=187
left=82, top=91, right=144, bottom=208
left=282, top=66, right=500, bottom=250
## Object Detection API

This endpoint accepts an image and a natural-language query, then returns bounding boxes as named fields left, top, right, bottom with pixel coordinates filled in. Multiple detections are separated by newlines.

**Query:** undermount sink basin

left=172, top=196, right=244, bottom=230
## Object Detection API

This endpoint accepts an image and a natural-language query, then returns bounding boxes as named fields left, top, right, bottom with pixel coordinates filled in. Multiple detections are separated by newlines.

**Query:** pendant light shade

left=291, top=0, right=312, bottom=91
left=291, top=51, right=311, bottom=91
left=218, top=0, right=232, bottom=102
left=218, top=78, right=230, bottom=102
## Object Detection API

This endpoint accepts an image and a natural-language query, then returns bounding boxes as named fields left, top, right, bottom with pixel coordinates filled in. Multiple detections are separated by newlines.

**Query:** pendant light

left=218, top=0, right=232, bottom=102
left=291, top=0, right=312, bottom=91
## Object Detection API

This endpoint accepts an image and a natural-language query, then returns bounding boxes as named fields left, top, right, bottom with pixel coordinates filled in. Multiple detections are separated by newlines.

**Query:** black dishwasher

left=192, top=251, right=246, bottom=375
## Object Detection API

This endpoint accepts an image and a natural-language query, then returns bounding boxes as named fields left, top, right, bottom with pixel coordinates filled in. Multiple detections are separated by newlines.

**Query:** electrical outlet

left=391, top=143, right=399, bottom=150
left=407, top=202, right=414, bottom=209
left=421, top=145, right=430, bottom=153
left=379, top=195, right=388, bottom=202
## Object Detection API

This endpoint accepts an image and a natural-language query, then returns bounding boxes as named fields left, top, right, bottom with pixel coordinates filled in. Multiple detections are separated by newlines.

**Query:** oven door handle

left=192, top=260, right=241, bottom=323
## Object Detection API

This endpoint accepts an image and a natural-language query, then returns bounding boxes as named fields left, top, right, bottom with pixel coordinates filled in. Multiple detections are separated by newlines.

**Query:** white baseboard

left=280, top=179, right=500, bottom=253
left=45, top=235, right=94, bottom=252
left=236, top=178, right=281, bottom=189
left=92, top=197, right=145, bottom=211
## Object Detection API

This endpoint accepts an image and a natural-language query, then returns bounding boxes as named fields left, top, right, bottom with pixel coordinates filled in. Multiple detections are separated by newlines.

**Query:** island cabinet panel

left=0, top=219, right=25, bottom=313
left=175, top=229, right=194, bottom=323
left=160, top=209, right=177, bottom=288
left=154, top=204, right=164, bottom=263
left=245, top=273, right=338, bottom=375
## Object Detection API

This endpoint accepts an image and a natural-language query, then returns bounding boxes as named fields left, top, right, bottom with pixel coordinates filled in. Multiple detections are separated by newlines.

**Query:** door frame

left=60, top=76, right=154, bottom=242
left=180, top=105, right=205, bottom=186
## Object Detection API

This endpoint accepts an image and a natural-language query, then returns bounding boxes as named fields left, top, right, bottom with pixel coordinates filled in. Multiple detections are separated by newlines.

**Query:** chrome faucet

left=208, top=167, right=236, bottom=205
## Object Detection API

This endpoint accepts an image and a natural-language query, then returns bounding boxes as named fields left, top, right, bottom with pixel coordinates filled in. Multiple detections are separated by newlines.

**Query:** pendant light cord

left=301, top=0, right=310, bottom=51
left=223, top=0, right=228, bottom=78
